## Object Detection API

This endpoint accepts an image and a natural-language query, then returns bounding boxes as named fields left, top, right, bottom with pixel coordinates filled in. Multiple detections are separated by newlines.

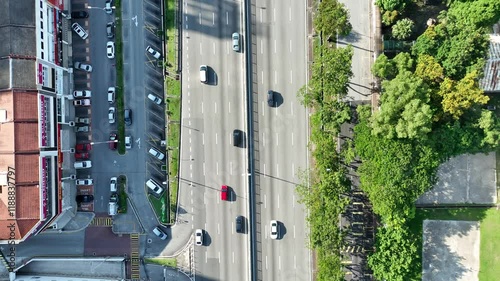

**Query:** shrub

left=382, top=10, right=399, bottom=26
left=392, top=18, right=415, bottom=40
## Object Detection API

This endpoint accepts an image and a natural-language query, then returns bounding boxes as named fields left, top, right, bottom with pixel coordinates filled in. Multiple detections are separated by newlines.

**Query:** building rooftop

left=479, top=34, right=500, bottom=93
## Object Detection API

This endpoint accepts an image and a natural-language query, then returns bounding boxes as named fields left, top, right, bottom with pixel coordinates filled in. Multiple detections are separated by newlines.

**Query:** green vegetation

left=115, top=0, right=125, bottom=154
left=164, top=0, right=181, bottom=224
left=406, top=208, right=500, bottom=280
left=391, top=18, right=414, bottom=40
left=295, top=5, right=353, bottom=277
left=144, top=257, right=177, bottom=268
left=357, top=0, right=500, bottom=279
left=118, top=175, right=127, bottom=213
left=314, top=0, right=352, bottom=39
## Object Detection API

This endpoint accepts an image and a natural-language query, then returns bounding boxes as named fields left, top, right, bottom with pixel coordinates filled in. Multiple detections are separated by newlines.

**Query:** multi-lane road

left=177, top=0, right=311, bottom=280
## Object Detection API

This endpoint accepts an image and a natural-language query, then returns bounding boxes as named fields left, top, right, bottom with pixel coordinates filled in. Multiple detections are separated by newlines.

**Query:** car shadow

left=227, top=186, right=237, bottom=202
left=273, top=92, right=284, bottom=107
left=204, top=230, right=212, bottom=246
left=279, top=221, right=286, bottom=240
left=208, top=66, right=218, bottom=86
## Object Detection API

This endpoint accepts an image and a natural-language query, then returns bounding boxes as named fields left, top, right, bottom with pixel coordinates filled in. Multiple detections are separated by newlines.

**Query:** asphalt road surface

left=179, top=0, right=250, bottom=280
left=252, top=0, right=312, bottom=280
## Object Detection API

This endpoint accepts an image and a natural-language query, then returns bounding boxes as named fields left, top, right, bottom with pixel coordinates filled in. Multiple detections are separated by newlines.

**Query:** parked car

left=107, top=87, right=115, bottom=103
left=109, top=133, right=118, bottom=150
left=124, top=109, right=132, bottom=126
left=125, top=135, right=133, bottom=149
left=76, top=195, right=94, bottom=203
left=232, top=32, right=240, bottom=52
left=108, top=193, right=118, bottom=216
left=235, top=216, right=244, bottom=233
left=108, top=107, right=116, bottom=124
left=74, top=62, right=92, bottom=72
left=146, top=179, right=164, bottom=195
left=110, top=177, right=117, bottom=192
left=73, top=90, right=91, bottom=98
left=74, top=152, right=89, bottom=160
left=71, top=22, right=88, bottom=39
left=106, top=41, right=115, bottom=59
left=147, top=93, right=162, bottom=105
left=75, top=117, right=90, bottom=124
left=148, top=147, right=165, bottom=160
left=146, top=45, right=161, bottom=59
left=75, top=143, right=92, bottom=152
left=74, top=161, right=92, bottom=169
left=221, top=185, right=229, bottom=201
left=270, top=220, right=279, bottom=239
left=104, top=0, right=113, bottom=14
left=76, top=179, right=93, bottom=186
left=71, top=11, right=89, bottom=19
left=106, top=22, right=115, bottom=38
left=73, top=99, right=91, bottom=106
left=195, top=229, right=204, bottom=246
left=152, top=226, right=168, bottom=240
left=74, top=126, right=89, bottom=133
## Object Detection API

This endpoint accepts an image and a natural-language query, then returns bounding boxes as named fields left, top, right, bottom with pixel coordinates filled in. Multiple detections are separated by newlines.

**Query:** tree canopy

left=314, top=0, right=352, bottom=39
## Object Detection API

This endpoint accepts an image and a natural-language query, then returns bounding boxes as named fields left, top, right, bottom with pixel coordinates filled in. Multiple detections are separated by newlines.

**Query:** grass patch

left=144, top=257, right=177, bottom=268
left=118, top=175, right=127, bottom=213
left=407, top=208, right=500, bottom=280
left=115, top=0, right=126, bottom=154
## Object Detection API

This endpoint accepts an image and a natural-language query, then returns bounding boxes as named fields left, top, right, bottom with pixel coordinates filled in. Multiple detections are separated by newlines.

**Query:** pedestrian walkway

left=130, top=234, right=140, bottom=280
left=90, top=217, right=112, bottom=227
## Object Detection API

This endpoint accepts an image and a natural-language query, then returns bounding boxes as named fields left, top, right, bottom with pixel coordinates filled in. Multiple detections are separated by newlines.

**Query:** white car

left=71, top=22, right=88, bottom=39
left=148, top=147, right=165, bottom=160
left=232, top=32, right=240, bottom=52
left=108, top=87, right=116, bottom=103
left=110, top=177, right=117, bottom=192
left=195, top=229, right=203, bottom=246
left=76, top=179, right=93, bottom=186
left=146, top=179, right=164, bottom=195
left=125, top=135, right=133, bottom=149
left=108, top=107, right=116, bottom=124
left=147, top=93, right=162, bottom=105
left=73, top=90, right=91, bottom=98
left=74, top=99, right=91, bottom=106
left=153, top=226, right=168, bottom=240
left=270, top=220, right=279, bottom=240
left=74, top=161, right=92, bottom=169
left=146, top=45, right=161, bottom=59
left=106, top=41, right=115, bottom=59
left=75, top=117, right=90, bottom=124
left=74, top=62, right=93, bottom=72
left=104, top=0, right=113, bottom=14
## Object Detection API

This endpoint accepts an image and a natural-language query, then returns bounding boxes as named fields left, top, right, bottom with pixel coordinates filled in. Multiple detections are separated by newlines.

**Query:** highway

left=179, top=0, right=250, bottom=280
left=252, top=0, right=311, bottom=280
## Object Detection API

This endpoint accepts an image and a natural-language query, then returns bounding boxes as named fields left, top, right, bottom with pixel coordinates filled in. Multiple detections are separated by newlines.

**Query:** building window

left=40, top=1, right=42, bottom=8
left=40, top=31, right=43, bottom=39
left=41, top=42, right=44, bottom=49
left=40, top=11, right=43, bottom=19
left=41, top=52, right=44, bottom=59
left=40, top=21, right=43, bottom=29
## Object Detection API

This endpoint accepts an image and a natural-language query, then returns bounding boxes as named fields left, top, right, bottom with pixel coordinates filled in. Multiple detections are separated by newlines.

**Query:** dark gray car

left=106, top=22, right=115, bottom=38
left=267, top=90, right=274, bottom=107
left=235, top=216, right=244, bottom=233
left=124, top=109, right=132, bottom=126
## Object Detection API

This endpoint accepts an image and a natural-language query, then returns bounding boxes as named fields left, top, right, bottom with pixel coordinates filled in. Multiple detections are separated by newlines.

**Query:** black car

left=71, top=11, right=89, bottom=19
left=124, top=109, right=132, bottom=126
left=76, top=195, right=94, bottom=203
left=235, top=216, right=244, bottom=233
left=233, top=129, right=243, bottom=147
left=267, top=90, right=275, bottom=107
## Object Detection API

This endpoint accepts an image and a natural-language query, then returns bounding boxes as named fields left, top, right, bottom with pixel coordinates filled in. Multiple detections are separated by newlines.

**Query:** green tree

left=438, top=71, right=489, bottom=120
left=382, top=10, right=399, bottom=26
left=375, top=0, right=407, bottom=11
left=372, top=54, right=396, bottom=79
left=392, top=52, right=414, bottom=73
left=372, top=71, right=432, bottom=139
left=314, top=0, right=352, bottom=38
left=477, top=110, right=500, bottom=147
left=392, top=18, right=414, bottom=40
left=415, top=54, right=444, bottom=85
left=368, top=225, right=419, bottom=281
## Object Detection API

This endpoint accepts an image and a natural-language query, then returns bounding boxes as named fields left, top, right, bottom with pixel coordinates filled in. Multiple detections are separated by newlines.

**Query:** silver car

left=232, top=32, right=240, bottom=52
left=72, top=23, right=88, bottom=39
left=74, top=62, right=93, bottom=72
left=108, top=107, right=116, bottom=124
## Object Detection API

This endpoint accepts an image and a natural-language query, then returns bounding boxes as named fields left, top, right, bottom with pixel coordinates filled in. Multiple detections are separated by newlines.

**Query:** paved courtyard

left=417, top=153, right=497, bottom=205
left=422, top=220, right=480, bottom=281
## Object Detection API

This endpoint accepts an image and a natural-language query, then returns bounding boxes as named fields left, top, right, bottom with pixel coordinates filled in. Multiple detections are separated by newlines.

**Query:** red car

left=221, top=185, right=228, bottom=201
left=75, top=152, right=89, bottom=160
left=109, top=133, right=118, bottom=150
left=75, top=143, right=92, bottom=152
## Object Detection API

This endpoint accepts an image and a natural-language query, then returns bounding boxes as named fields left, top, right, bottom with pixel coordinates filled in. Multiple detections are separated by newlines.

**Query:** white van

left=200, top=65, right=208, bottom=83
left=148, top=147, right=165, bottom=160
left=108, top=193, right=118, bottom=216
left=146, top=179, right=164, bottom=195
